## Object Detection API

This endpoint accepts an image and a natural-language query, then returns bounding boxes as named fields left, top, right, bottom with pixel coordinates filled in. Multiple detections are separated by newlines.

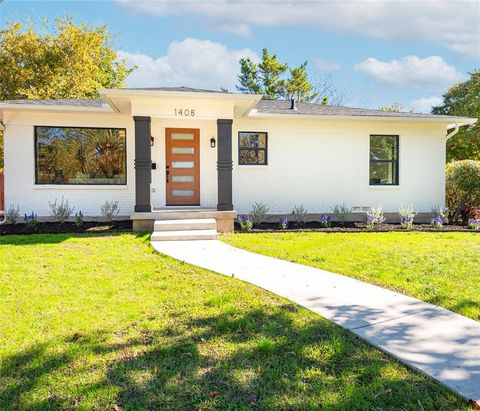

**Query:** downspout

left=445, top=122, right=460, bottom=141
left=0, top=120, right=6, bottom=224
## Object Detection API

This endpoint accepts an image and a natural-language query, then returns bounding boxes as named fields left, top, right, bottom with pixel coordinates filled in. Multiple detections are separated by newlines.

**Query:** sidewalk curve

left=151, top=239, right=480, bottom=404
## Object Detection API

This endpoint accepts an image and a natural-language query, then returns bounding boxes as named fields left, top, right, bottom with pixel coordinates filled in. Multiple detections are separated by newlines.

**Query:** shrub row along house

left=0, top=87, right=476, bottom=237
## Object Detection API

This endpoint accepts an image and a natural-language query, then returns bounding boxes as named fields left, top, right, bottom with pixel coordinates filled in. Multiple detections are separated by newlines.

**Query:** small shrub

left=467, top=218, right=480, bottom=230
left=238, top=215, right=253, bottom=232
left=398, top=205, right=417, bottom=229
left=75, top=211, right=84, bottom=227
left=49, top=197, right=74, bottom=224
left=446, top=160, right=480, bottom=222
left=431, top=205, right=448, bottom=226
left=100, top=201, right=120, bottom=221
left=278, top=217, right=288, bottom=230
left=6, top=204, right=20, bottom=224
left=319, top=214, right=331, bottom=228
left=431, top=216, right=445, bottom=229
left=331, top=203, right=349, bottom=226
left=365, top=205, right=385, bottom=229
left=249, top=202, right=269, bottom=227
left=24, top=212, right=38, bottom=229
left=291, top=204, right=308, bottom=227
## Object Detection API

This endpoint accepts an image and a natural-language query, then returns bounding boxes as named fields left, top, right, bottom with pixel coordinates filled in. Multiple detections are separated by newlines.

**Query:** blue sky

left=1, top=0, right=479, bottom=112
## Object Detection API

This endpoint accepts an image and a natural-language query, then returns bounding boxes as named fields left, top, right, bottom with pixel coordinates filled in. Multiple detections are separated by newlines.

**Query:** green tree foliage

left=379, top=102, right=402, bottom=112
left=237, top=48, right=317, bottom=102
left=432, top=70, right=480, bottom=162
left=446, top=160, right=480, bottom=222
left=0, top=16, right=134, bottom=168
left=282, top=62, right=318, bottom=102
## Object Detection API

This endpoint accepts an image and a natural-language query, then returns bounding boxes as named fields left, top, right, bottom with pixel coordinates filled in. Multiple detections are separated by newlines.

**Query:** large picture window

left=35, top=126, right=127, bottom=185
left=369, top=135, right=399, bottom=185
left=238, top=131, right=268, bottom=165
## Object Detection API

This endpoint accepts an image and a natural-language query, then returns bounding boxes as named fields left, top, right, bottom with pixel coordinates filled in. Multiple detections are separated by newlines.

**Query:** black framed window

left=238, top=132, right=267, bottom=165
left=35, top=126, right=127, bottom=185
left=369, top=135, right=399, bottom=185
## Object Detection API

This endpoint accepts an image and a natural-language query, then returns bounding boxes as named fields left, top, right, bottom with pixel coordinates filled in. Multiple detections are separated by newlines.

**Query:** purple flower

left=431, top=216, right=444, bottom=228
left=468, top=218, right=480, bottom=230
left=279, top=217, right=289, bottom=229
left=319, top=214, right=331, bottom=228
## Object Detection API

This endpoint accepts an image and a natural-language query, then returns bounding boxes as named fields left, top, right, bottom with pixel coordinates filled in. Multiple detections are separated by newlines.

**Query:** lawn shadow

left=0, top=304, right=464, bottom=410
left=0, top=231, right=147, bottom=246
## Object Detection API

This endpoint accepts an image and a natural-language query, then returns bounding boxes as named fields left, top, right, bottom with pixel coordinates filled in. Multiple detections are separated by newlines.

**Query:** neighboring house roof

left=0, top=88, right=476, bottom=126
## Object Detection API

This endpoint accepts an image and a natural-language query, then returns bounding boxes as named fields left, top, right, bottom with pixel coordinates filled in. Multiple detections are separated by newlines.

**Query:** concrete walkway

left=151, top=239, right=480, bottom=403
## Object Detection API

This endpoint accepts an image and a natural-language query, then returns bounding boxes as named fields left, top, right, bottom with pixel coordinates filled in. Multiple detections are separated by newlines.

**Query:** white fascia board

left=98, top=88, right=262, bottom=102
left=0, top=103, right=115, bottom=114
left=246, top=110, right=477, bottom=126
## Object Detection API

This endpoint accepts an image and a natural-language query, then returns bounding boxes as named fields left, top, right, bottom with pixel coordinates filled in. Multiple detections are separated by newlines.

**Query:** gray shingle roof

left=1, top=98, right=106, bottom=107
left=255, top=99, right=459, bottom=119
left=121, top=86, right=231, bottom=94
left=0, top=94, right=473, bottom=122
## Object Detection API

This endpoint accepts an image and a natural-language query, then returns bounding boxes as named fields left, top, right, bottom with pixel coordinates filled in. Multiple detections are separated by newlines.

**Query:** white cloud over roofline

left=118, top=38, right=258, bottom=91
left=354, top=55, right=464, bottom=91
left=117, top=0, right=480, bottom=58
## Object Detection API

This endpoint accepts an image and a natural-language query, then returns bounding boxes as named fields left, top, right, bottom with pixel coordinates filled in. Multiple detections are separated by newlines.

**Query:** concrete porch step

left=151, top=229, right=218, bottom=241
left=154, top=218, right=216, bottom=232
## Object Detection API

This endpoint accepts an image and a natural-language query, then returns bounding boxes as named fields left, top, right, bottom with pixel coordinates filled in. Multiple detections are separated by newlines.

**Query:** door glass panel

left=172, top=175, right=194, bottom=182
left=172, top=147, right=194, bottom=154
left=172, top=161, right=194, bottom=168
left=172, top=190, right=194, bottom=196
left=171, top=133, right=194, bottom=140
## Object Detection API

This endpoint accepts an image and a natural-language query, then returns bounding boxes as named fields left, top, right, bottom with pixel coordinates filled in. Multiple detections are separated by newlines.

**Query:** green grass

left=0, top=233, right=468, bottom=410
left=222, top=232, right=480, bottom=321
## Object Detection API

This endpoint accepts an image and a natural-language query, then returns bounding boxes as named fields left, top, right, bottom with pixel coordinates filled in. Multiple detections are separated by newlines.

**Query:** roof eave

left=0, top=103, right=115, bottom=114
left=98, top=88, right=263, bottom=102
left=248, top=111, right=477, bottom=126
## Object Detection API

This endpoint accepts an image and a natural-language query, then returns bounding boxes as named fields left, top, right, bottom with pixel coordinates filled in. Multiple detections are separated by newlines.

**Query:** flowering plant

left=279, top=217, right=288, bottom=230
left=365, top=205, right=385, bottom=229
left=319, top=214, right=331, bottom=228
left=238, top=215, right=253, bottom=232
left=75, top=211, right=84, bottom=227
left=398, top=206, right=417, bottom=229
left=24, top=212, right=38, bottom=229
left=467, top=218, right=480, bottom=230
left=431, top=216, right=446, bottom=229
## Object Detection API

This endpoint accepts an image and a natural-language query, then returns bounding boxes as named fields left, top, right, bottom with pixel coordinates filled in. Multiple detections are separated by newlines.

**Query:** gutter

left=446, top=123, right=460, bottom=141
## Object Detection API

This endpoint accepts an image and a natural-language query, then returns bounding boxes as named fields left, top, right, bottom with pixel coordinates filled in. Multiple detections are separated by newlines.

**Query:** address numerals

left=174, top=108, right=195, bottom=117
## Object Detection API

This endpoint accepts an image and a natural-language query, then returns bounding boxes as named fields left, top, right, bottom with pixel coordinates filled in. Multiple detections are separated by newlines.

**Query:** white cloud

left=117, top=0, right=480, bottom=57
left=118, top=38, right=258, bottom=90
left=354, top=55, right=464, bottom=90
left=410, top=96, right=443, bottom=113
left=314, top=58, right=341, bottom=72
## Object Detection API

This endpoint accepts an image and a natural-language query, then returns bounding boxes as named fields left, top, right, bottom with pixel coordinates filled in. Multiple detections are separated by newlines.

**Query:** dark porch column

left=217, top=119, right=233, bottom=211
left=133, top=116, right=152, bottom=212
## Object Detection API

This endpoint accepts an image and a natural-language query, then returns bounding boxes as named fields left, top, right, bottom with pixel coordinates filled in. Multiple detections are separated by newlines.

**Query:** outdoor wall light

left=210, top=137, right=216, bottom=148
left=151, top=136, right=155, bottom=146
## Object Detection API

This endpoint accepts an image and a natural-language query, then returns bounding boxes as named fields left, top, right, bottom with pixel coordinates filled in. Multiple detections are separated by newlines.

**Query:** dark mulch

left=235, top=221, right=477, bottom=233
left=0, top=220, right=132, bottom=235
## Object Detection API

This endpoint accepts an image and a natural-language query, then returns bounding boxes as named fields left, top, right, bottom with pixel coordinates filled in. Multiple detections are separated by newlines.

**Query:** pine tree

left=282, top=62, right=318, bottom=102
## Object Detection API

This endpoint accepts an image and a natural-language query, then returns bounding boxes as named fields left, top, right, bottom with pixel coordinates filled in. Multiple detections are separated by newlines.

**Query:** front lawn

left=0, top=233, right=466, bottom=410
left=222, top=232, right=480, bottom=321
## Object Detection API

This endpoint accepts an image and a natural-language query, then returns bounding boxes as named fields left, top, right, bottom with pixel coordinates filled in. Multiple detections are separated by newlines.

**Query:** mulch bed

left=0, top=220, right=132, bottom=235
left=234, top=221, right=478, bottom=233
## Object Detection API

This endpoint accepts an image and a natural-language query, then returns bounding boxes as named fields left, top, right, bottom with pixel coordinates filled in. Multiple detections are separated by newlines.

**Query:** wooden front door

left=165, top=128, right=200, bottom=205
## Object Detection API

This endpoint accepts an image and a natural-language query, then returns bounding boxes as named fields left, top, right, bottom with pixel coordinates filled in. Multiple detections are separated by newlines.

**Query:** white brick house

left=0, top=87, right=476, bottom=232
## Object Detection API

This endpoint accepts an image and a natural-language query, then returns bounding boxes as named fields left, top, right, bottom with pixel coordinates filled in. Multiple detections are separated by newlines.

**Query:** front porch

left=130, top=208, right=237, bottom=233
left=131, top=117, right=236, bottom=233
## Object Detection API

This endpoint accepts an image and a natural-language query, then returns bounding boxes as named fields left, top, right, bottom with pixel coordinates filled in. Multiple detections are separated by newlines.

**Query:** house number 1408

left=174, top=108, right=195, bottom=117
